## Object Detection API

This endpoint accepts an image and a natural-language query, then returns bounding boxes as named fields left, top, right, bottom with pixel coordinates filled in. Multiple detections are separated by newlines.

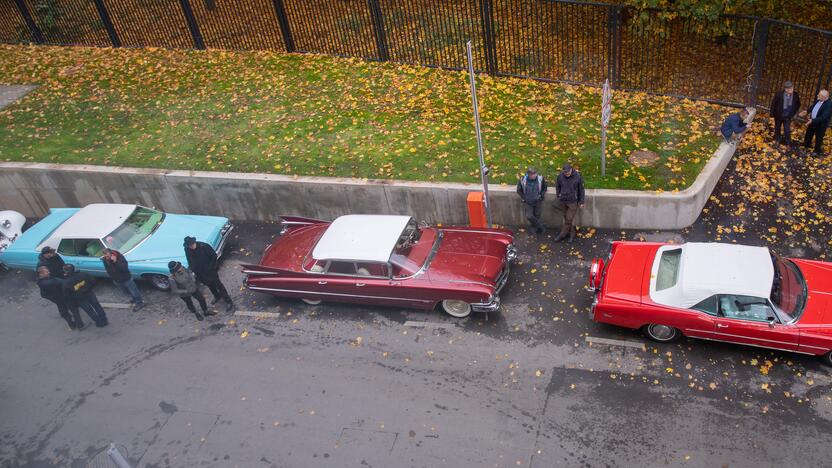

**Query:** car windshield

left=770, top=255, right=807, bottom=321
left=390, top=225, right=436, bottom=277
left=104, top=207, right=164, bottom=252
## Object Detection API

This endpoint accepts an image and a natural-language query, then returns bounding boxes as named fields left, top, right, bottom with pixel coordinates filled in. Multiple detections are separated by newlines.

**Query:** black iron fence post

left=367, top=0, right=389, bottom=61
left=814, top=36, right=831, bottom=97
left=749, top=19, right=770, bottom=107
left=13, top=0, right=44, bottom=44
left=478, top=0, right=498, bottom=75
left=607, top=6, right=622, bottom=88
left=93, top=0, right=121, bottom=47
left=271, top=0, right=295, bottom=53
left=178, top=0, right=205, bottom=49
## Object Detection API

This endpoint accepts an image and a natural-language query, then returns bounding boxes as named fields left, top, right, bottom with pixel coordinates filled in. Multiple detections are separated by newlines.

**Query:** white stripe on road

left=404, top=321, right=456, bottom=330
left=585, top=336, right=646, bottom=351
left=234, top=310, right=281, bottom=319
left=100, top=302, right=132, bottom=309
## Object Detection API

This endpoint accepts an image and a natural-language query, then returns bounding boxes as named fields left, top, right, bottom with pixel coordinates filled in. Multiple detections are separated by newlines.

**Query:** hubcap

left=150, top=275, right=169, bottom=290
left=649, top=324, right=675, bottom=341
left=443, top=300, right=471, bottom=317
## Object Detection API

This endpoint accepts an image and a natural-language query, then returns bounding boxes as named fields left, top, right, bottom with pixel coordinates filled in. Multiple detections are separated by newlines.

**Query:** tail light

left=588, top=258, right=605, bottom=292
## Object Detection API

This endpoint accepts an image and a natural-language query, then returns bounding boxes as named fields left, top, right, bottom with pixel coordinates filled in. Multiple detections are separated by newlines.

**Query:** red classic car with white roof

left=242, top=215, right=516, bottom=318
left=589, top=241, right=832, bottom=365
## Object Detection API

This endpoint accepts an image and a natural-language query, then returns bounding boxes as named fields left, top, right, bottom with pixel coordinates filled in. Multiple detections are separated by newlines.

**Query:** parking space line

left=585, top=336, right=646, bottom=351
left=404, top=321, right=456, bottom=330
left=234, top=311, right=281, bottom=319
left=100, top=302, right=132, bottom=309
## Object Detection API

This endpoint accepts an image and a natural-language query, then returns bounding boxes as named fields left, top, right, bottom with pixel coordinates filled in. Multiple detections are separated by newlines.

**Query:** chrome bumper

left=472, top=295, right=501, bottom=313
left=506, top=244, right=517, bottom=262
left=215, top=223, right=234, bottom=258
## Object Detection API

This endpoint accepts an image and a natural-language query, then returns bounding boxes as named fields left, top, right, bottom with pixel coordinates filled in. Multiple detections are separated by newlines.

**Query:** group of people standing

left=35, top=236, right=235, bottom=331
left=516, top=163, right=585, bottom=243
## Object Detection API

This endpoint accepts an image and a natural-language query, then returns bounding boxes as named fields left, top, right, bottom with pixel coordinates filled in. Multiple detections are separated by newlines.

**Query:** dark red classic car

left=589, top=241, right=832, bottom=365
left=243, top=215, right=516, bottom=317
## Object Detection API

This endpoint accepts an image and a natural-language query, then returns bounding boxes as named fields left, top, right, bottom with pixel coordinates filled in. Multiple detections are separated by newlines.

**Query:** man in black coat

left=770, top=81, right=800, bottom=144
left=516, top=167, right=548, bottom=234
left=184, top=236, right=234, bottom=312
left=102, top=248, right=145, bottom=310
left=36, top=266, right=76, bottom=330
left=554, top=163, right=585, bottom=244
left=36, top=246, right=65, bottom=278
left=803, top=89, right=831, bottom=155
left=62, top=264, right=108, bottom=328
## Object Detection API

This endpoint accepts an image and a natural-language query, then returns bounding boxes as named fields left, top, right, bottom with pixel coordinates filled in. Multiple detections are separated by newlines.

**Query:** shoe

left=553, top=233, right=567, bottom=243
left=76, top=322, right=89, bottom=331
left=568, top=233, right=575, bottom=243
left=195, top=313, right=205, bottom=321
left=133, top=303, right=146, bottom=311
left=95, top=321, right=109, bottom=328
left=204, top=310, right=218, bottom=316
left=225, top=302, right=235, bottom=313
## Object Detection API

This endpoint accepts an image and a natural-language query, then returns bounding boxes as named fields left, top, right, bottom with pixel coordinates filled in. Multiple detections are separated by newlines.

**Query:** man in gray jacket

left=554, top=163, right=585, bottom=243
left=168, top=261, right=215, bottom=321
left=516, top=167, right=548, bottom=234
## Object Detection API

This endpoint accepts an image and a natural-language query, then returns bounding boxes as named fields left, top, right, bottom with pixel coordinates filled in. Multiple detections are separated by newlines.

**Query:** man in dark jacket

left=37, top=246, right=65, bottom=278
left=803, top=89, right=831, bottom=155
left=770, top=81, right=800, bottom=144
left=168, top=261, right=215, bottom=321
left=62, top=264, right=108, bottom=328
left=554, top=163, right=585, bottom=244
left=720, top=109, right=749, bottom=143
left=36, top=266, right=76, bottom=330
left=516, top=167, right=548, bottom=234
left=102, top=248, right=145, bottom=310
left=184, top=236, right=234, bottom=312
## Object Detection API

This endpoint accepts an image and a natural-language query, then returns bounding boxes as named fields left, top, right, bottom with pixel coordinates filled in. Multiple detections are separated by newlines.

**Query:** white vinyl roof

left=40, top=204, right=137, bottom=249
left=650, top=243, right=774, bottom=309
left=312, top=215, right=412, bottom=263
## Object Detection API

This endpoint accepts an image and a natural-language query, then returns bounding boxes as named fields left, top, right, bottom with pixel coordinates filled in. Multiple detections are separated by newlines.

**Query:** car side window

left=690, top=295, right=718, bottom=316
left=57, top=238, right=79, bottom=256
left=356, top=262, right=387, bottom=277
left=327, top=261, right=355, bottom=275
left=718, top=294, right=776, bottom=323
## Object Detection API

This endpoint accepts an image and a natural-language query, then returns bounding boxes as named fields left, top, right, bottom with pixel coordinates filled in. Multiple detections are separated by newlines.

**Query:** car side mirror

left=767, top=316, right=776, bottom=328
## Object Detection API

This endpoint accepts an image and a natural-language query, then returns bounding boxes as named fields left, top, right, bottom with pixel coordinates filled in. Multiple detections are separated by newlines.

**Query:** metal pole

left=466, top=40, right=492, bottom=228
left=600, top=126, right=606, bottom=177
left=107, top=443, right=132, bottom=468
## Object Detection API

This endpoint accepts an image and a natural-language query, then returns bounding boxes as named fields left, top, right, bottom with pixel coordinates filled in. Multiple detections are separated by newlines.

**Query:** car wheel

left=441, top=300, right=472, bottom=318
left=144, top=274, right=170, bottom=291
left=821, top=351, right=832, bottom=367
left=643, top=324, right=681, bottom=342
left=302, top=298, right=322, bottom=306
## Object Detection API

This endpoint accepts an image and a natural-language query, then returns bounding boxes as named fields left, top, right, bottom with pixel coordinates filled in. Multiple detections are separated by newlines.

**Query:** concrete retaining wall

left=0, top=140, right=738, bottom=229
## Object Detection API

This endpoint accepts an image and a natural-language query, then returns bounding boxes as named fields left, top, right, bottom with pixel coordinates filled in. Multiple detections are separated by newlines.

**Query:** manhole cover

left=628, top=150, right=660, bottom=167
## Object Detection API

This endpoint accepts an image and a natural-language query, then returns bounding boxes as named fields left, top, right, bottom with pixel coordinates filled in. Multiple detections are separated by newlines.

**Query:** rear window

left=656, top=248, right=682, bottom=291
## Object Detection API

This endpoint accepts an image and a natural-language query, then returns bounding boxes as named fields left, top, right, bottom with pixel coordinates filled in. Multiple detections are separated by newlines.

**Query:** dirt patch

left=628, top=150, right=660, bottom=167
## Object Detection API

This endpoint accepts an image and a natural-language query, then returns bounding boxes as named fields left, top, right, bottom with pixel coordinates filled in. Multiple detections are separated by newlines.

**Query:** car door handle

left=356, top=283, right=366, bottom=287
left=318, top=281, right=327, bottom=285
left=602, top=313, right=614, bottom=318
left=716, top=324, right=729, bottom=328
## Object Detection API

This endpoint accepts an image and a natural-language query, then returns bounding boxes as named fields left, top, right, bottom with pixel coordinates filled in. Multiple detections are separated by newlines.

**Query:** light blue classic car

left=0, top=204, right=233, bottom=290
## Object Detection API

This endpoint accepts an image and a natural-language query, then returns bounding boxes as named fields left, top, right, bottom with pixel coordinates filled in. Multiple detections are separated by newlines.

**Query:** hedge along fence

left=3, top=0, right=832, bottom=110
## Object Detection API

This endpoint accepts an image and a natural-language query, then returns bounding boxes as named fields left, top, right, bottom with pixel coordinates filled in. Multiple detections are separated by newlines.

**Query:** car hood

left=127, top=213, right=227, bottom=263
left=792, top=259, right=832, bottom=325
left=427, top=230, right=506, bottom=284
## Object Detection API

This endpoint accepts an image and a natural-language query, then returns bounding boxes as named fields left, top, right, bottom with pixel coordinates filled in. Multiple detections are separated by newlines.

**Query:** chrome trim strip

left=246, top=285, right=434, bottom=304
left=215, top=224, right=233, bottom=258
left=692, top=336, right=813, bottom=355
left=796, top=343, right=829, bottom=351
left=440, top=228, right=513, bottom=239
left=711, top=330, right=799, bottom=347
left=242, top=270, right=274, bottom=276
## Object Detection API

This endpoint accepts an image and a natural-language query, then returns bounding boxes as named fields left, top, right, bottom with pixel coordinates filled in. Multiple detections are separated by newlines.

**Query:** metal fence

left=2, top=0, right=832, bottom=108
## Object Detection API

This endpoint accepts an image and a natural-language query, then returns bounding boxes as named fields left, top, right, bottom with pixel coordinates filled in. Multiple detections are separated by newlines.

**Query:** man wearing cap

left=516, top=167, right=548, bottom=234
left=184, top=236, right=234, bottom=312
left=62, top=264, right=108, bottom=329
left=36, top=266, right=76, bottom=330
left=37, top=246, right=65, bottom=278
left=770, top=81, right=800, bottom=145
left=168, top=261, right=214, bottom=321
left=803, top=89, right=831, bottom=155
left=554, top=163, right=585, bottom=243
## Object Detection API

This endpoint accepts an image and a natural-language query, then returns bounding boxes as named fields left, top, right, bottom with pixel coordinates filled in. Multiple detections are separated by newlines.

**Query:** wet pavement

left=1, top=131, right=831, bottom=467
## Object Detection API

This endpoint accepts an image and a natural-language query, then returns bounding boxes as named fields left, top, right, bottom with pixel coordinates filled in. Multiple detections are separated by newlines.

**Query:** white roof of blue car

left=312, top=215, right=411, bottom=263
left=38, top=203, right=137, bottom=249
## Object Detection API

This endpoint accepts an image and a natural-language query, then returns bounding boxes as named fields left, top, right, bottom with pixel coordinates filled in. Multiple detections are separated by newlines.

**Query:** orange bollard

left=466, top=191, right=488, bottom=228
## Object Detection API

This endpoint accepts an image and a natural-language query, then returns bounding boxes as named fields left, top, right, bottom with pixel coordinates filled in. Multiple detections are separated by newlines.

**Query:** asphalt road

left=1, top=145, right=831, bottom=468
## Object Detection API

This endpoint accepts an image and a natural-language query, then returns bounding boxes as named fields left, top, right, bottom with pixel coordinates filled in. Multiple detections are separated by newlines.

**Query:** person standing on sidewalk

left=62, top=264, right=108, bottom=329
left=803, top=89, right=831, bottom=155
left=516, top=167, right=548, bottom=234
left=102, top=248, right=145, bottom=311
left=770, top=81, right=800, bottom=145
left=184, top=236, right=234, bottom=312
left=36, top=266, right=76, bottom=330
left=168, top=261, right=215, bottom=321
left=37, top=246, right=65, bottom=278
left=554, top=163, right=585, bottom=244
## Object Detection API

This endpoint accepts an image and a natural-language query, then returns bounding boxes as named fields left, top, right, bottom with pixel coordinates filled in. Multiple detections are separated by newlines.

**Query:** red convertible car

left=589, top=241, right=832, bottom=365
left=243, top=215, right=516, bottom=318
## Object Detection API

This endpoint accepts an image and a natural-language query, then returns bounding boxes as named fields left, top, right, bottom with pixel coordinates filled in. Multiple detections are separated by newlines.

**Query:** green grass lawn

left=0, top=45, right=727, bottom=190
